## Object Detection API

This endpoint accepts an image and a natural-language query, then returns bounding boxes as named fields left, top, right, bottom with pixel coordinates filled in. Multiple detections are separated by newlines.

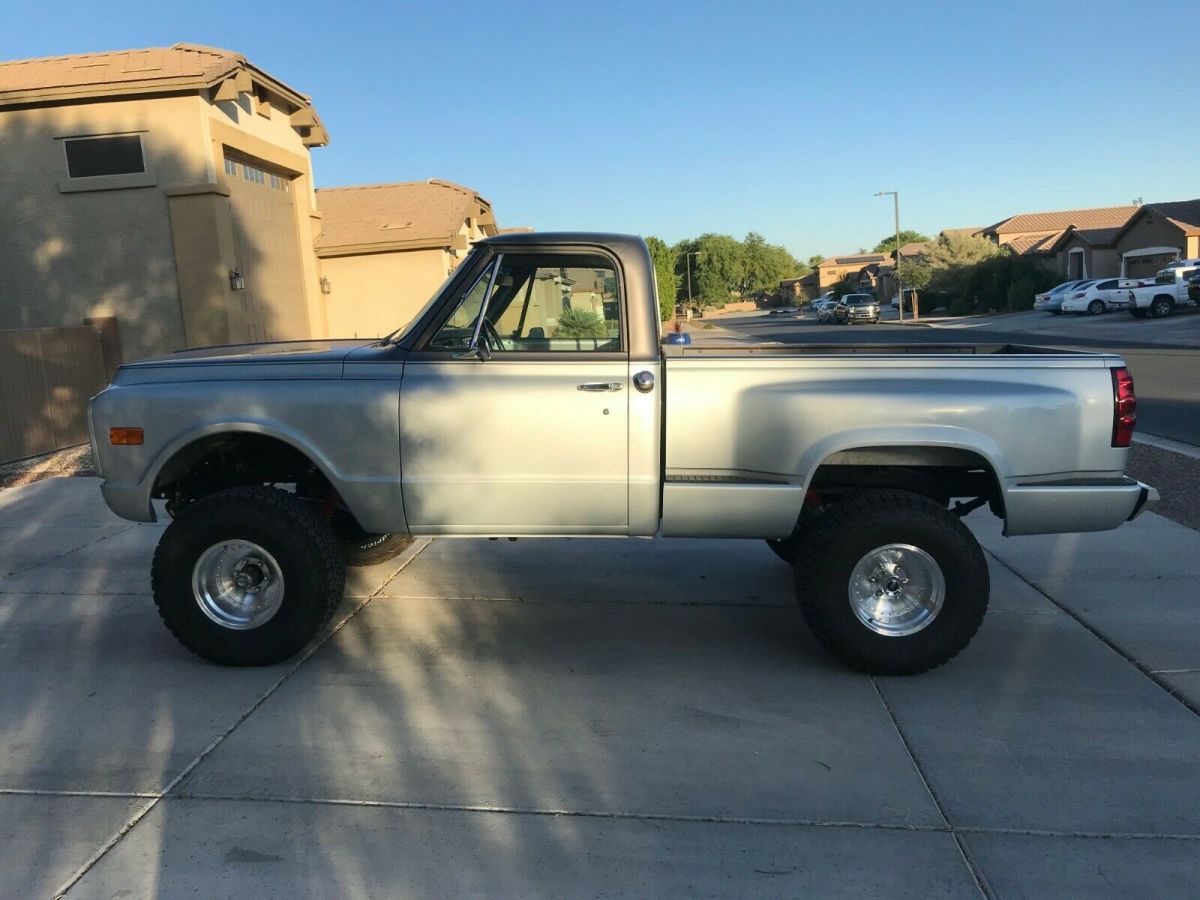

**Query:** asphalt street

left=714, top=308, right=1200, bottom=446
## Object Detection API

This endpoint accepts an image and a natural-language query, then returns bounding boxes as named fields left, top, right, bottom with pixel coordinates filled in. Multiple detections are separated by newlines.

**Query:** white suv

left=1060, top=279, right=1129, bottom=315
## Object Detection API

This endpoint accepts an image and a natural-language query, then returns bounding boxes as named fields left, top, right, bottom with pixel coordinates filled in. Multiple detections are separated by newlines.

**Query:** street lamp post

left=684, top=250, right=702, bottom=314
left=874, top=191, right=902, bottom=322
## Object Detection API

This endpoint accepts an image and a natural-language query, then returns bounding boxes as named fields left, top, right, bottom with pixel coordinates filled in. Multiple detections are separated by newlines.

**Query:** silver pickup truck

left=89, top=232, right=1154, bottom=674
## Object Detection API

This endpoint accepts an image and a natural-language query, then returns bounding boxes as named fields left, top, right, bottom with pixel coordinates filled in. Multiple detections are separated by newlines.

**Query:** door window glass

left=488, top=254, right=622, bottom=352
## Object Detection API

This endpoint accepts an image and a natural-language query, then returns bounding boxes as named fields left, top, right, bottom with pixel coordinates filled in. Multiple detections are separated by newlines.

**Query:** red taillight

left=1112, top=367, right=1136, bottom=447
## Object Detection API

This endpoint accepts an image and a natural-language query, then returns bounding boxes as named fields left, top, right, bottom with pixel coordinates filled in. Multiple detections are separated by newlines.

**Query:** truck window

left=487, top=253, right=623, bottom=352
left=428, top=259, right=501, bottom=349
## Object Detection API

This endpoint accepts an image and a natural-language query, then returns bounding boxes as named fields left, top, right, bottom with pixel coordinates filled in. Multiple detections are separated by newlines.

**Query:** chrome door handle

left=577, top=382, right=623, bottom=392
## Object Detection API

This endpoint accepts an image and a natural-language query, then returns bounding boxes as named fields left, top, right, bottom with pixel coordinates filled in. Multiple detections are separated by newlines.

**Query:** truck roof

left=476, top=231, right=646, bottom=249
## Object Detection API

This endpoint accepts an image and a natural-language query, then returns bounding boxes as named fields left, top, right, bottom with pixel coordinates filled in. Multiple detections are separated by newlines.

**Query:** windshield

left=846, top=295, right=872, bottom=305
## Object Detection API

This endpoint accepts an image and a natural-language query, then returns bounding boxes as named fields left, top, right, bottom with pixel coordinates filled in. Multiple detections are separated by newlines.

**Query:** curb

left=1134, top=432, right=1200, bottom=461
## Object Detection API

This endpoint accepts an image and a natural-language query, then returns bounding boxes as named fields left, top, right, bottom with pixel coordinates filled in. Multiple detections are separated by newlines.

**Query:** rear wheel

left=794, top=490, right=988, bottom=675
left=151, top=486, right=345, bottom=666
left=1087, top=299, right=1105, bottom=316
left=1150, top=296, right=1173, bottom=319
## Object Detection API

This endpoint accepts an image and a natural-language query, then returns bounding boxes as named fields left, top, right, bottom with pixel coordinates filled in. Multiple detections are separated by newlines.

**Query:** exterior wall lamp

left=319, top=276, right=331, bottom=294
left=229, top=269, right=245, bottom=291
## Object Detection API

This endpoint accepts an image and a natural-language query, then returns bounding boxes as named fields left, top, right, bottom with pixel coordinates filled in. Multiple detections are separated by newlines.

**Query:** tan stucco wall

left=1056, top=237, right=1121, bottom=280
left=0, top=94, right=205, bottom=360
left=320, top=249, right=453, bottom=338
left=316, top=215, right=496, bottom=339
left=1114, top=213, right=1187, bottom=275
left=0, top=87, right=325, bottom=360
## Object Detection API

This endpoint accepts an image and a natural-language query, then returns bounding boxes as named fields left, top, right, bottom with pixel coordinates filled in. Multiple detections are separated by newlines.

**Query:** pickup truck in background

left=1124, top=258, right=1200, bottom=318
left=89, top=233, right=1155, bottom=675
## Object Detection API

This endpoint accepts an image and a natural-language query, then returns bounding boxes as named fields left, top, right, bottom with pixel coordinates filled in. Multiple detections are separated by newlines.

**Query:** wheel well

left=153, top=432, right=334, bottom=514
left=808, top=445, right=1004, bottom=519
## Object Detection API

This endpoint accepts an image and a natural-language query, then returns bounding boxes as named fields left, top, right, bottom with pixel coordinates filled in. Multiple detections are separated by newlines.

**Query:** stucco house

left=1108, top=200, right=1200, bottom=278
left=0, top=44, right=329, bottom=361
left=975, top=205, right=1138, bottom=276
left=815, top=253, right=888, bottom=293
left=314, top=180, right=499, bottom=338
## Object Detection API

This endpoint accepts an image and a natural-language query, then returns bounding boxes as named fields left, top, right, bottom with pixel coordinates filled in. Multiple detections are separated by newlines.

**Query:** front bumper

left=1003, top=478, right=1157, bottom=536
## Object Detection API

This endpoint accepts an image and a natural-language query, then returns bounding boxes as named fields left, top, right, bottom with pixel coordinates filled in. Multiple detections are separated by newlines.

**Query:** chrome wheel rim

left=848, top=543, right=945, bottom=637
left=192, top=539, right=285, bottom=630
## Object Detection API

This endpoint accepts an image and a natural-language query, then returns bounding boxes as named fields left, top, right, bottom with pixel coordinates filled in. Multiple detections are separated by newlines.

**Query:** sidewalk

left=2, top=478, right=1199, bottom=898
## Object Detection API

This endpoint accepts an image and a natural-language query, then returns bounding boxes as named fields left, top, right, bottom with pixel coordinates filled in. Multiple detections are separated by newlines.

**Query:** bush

left=554, top=308, right=607, bottom=339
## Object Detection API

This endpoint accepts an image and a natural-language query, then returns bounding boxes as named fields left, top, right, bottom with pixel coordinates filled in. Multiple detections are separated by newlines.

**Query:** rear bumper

left=1003, top=478, right=1157, bottom=536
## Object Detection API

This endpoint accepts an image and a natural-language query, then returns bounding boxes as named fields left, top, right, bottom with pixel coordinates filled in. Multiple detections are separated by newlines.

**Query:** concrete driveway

left=2, top=478, right=1199, bottom=898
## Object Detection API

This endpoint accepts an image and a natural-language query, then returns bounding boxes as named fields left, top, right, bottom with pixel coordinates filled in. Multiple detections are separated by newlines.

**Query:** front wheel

left=341, top=531, right=415, bottom=567
left=794, top=490, right=988, bottom=675
left=151, top=486, right=346, bottom=665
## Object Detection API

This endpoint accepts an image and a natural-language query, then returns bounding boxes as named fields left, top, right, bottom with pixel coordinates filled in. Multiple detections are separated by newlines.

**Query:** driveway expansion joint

left=984, top=548, right=1200, bottom=719
left=48, top=539, right=431, bottom=899
left=869, top=677, right=994, bottom=897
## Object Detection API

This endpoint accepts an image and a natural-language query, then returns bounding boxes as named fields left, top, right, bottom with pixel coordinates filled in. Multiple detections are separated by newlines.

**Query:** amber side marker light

left=109, top=427, right=144, bottom=446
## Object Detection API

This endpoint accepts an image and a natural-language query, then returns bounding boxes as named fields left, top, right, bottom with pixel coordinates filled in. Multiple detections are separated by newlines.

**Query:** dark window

left=64, top=135, right=145, bottom=178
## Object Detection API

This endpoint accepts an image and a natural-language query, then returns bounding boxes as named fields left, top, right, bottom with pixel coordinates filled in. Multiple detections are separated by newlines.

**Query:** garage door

left=223, top=152, right=309, bottom=343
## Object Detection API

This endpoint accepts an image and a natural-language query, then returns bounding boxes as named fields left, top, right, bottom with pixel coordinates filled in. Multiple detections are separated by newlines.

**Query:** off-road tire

left=794, top=490, right=988, bottom=675
left=151, top=486, right=345, bottom=666
left=341, top=532, right=415, bottom=567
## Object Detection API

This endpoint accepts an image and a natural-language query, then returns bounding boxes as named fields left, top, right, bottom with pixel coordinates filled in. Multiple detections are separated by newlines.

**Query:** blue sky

left=3, top=0, right=1194, bottom=259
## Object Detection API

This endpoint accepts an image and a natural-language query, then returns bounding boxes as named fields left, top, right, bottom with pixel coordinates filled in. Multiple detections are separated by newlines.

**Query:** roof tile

left=315, top=180, right=493, bottom=252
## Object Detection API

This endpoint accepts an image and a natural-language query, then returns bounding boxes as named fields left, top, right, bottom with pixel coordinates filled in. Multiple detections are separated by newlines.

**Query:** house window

left=64, top=135, right=145, bottom=178
left=223, top=157, right=238, bottom=176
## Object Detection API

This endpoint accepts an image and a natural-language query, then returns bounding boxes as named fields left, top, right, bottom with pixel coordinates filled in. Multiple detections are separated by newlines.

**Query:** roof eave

left=315, top=236, right=458, bottom=258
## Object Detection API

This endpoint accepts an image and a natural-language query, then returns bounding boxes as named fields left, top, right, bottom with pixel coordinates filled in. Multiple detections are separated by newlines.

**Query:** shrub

left=555, top=308, right=607, bottom=339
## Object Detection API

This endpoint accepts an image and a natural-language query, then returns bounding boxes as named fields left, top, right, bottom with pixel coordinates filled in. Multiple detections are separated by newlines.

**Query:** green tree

left=555, top=307, right=606, bottom=339
left=897, top=258, right=932, bottom=314
left=873, top=230, right=932, bottom=254
left=645, top=236, right=679, bottom=321
left=678, top=234, right=745, bottom=307
left=808, top=254, right=826, bottom=269
left=741, top=231, right=803, bottom=295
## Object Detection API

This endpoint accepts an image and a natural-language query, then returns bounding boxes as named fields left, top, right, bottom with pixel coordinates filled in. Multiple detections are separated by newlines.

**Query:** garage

left=223, top=151, right=309, bottom=343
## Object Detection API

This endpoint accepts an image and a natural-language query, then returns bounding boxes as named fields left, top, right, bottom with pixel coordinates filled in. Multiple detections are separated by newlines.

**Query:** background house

left=976, top=205, right=1137, bottom=274
left=314, top=180, right=499, bottom=338
left=0, top=44, right=329, bottom=362
left=815, top=253, right=888, bottom=293
left=1109, top=200, right=1200, bottom=277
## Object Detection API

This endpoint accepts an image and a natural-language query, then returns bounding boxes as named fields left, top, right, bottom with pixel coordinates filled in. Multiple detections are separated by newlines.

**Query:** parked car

left=1188, top=273, right=1200, bottom=305
left=890, top=288, right=916, bottom=311
left=1059, top=279, right=1130, bottom=315
left=833, top=294, right=881, bottom=324
left=814, top=298, right=838, bottom=323
left=89, top=231, right=1154, bottom=676
left=1126, top=259, right=1200, bottom=318
left=1033, top=280, right=1089, bottom=314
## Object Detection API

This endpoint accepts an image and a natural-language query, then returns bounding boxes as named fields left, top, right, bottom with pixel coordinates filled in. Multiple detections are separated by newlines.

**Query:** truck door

left=399, top=250, right=630, bottom=534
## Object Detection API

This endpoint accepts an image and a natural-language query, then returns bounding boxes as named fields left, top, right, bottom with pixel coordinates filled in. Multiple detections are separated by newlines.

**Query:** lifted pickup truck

left=89, top=232, right=1154, bottom=674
